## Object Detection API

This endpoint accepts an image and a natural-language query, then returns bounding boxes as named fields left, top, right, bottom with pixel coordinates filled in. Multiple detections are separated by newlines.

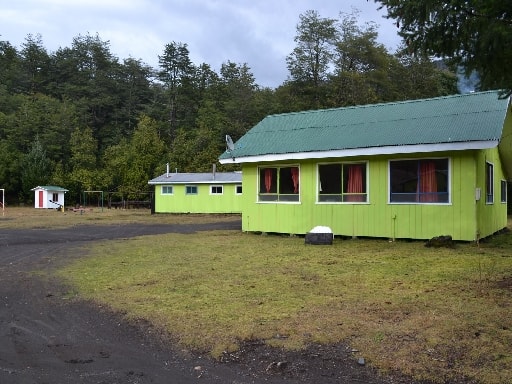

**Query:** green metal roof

left=219, top=91, right=510, bottom=163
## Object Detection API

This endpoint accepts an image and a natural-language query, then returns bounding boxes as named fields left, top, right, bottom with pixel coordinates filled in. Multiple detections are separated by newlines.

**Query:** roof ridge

left=267, top=91, right=502, bottom=119
left=257, top=106, right=507, bottom=133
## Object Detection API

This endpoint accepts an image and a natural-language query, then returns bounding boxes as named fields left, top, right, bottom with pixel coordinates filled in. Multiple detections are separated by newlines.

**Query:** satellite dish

left=226, top=135, right=235, bottom=151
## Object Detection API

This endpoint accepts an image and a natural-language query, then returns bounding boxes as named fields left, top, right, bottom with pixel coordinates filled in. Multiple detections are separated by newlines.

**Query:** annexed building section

left=219, top=91, right=512, bottom=241
left=148, top=170, right=242, bottom=214
left=31, top=186, right=69, bottom=209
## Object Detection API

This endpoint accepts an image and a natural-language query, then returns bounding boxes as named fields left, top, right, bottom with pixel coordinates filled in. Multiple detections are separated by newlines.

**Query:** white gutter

left=219, top=140, right=498, bottom=164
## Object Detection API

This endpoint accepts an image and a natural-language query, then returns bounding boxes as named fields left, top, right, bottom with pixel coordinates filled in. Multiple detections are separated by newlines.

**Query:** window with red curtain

left=259, top=166, right=299, bottom=202
left=389, top=158, right=449, bottom=203
left=318, top=163, right=367, bottom=203
left=418, top=161, right=438, bottom=202
left=290, top=167, right=299, bottom=193
left=264, top=168, right=273, bottom=193
left=344, top=164, right=365, bottom=202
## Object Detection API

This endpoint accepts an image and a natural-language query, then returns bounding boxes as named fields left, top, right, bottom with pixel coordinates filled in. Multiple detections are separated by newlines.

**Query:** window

left=486, top=162, right=494, bottom=204
left=210, top=185, right=223, bottom=195
left=162, top=186, right=173, bottom=194
left=52, top=193, right=59, bottom=202
left=318, top=162, right=367, bottom=203
left=236, top=185, right=242, bottom=194
left=501, top=180, right=507, bottom=203
left=186, top=185, right=198, bottom=195
left=389, top=158, right=449, bottom=203
left=258, top=166, right=299, bottom=202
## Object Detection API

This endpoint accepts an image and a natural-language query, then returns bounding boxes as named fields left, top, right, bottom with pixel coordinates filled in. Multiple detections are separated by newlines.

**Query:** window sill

left=256, top=201, right=301, bottom=204
left=316, top=201, right=369, bottom=205
left=388, top=202, right=452, bottom=205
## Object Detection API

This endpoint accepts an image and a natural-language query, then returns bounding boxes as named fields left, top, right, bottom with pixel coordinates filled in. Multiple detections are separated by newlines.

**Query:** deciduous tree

left=286, top=10, right=337, bottom=108
left=124, top=115, right=166, bottom=195
left=69, top=126, right=98, bottom=194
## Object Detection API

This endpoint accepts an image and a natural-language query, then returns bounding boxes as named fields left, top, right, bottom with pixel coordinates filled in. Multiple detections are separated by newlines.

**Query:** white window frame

left=486, top=161, right=494, bottom=204
left=210, top=185, right=223, bottom=195
left=388, top=157, right=451, bottom=204
left=235, top=185, right=242, bottom=195
left=500, top=180, right=507, bottom=203
left=317, top=161, right=369, bottom=204
left=185, top=185, right=198, bottom=195
left=161, top=185, right=173, bottom=195
left=257, top=164, right=300, bottom=203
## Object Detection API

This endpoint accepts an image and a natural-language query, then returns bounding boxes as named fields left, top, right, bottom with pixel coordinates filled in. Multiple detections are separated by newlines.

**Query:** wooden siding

left=241, top=150, right=507, bottom=241
left=475, top=147, right=508, bottom=239
left=154, top=184, right=242, bottom=214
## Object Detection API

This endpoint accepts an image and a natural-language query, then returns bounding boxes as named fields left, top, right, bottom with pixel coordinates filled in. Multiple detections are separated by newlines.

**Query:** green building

left=219, top=91, right=512, bottom=241
left=148, top=170, right=242, bottom=214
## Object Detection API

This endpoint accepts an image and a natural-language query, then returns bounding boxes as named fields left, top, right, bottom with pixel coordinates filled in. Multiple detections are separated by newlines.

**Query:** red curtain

left=346, top=165, right=364, bottom=202
left=418, top=161, right=438, bottom=202
left=291, top=167, right=299, bottom=193
left=264, top=169, right=273, bottom=193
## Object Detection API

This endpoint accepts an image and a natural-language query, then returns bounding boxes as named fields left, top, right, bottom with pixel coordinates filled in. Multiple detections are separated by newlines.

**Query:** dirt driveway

left=0, top=220, right=411, bottom=384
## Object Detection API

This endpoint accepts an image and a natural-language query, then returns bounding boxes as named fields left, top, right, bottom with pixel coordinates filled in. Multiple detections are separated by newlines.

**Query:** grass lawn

left=9, top=208, right=510, bottom=383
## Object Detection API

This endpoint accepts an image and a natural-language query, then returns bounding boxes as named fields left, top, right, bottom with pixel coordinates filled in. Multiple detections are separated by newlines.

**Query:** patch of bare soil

left=496, top=277, right=512, bottom=291
left=0, top=221, right=423, bottom=384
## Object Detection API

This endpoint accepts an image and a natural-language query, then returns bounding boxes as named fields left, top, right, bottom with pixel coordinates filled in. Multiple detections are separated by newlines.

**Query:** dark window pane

left=319, top=164, right=341, bottom=194
left=279, top=167, right=295, bottom=194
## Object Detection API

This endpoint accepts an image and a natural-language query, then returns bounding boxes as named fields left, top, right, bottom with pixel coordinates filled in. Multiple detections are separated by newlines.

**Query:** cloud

left=1, top=0, right=401, bottom=88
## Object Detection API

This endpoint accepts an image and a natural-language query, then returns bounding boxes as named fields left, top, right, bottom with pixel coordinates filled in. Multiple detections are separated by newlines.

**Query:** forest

left=0, top=10, right=461, bottom=206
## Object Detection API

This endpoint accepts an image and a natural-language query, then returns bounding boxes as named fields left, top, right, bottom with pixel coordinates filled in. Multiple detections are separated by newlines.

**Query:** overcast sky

left=1, top=0, right=401, bottom=88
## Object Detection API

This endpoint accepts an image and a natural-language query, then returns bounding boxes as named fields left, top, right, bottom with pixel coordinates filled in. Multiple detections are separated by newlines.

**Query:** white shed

left=31, top=186, right=68, bottom=209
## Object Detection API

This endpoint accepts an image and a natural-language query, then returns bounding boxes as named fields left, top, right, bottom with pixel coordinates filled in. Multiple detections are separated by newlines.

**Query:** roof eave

left=148, top=180, right=241, bottom=185
left=219, top=141, right=498, bottom=164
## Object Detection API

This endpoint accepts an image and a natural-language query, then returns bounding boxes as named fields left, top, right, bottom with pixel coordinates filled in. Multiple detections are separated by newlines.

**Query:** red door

left=38, top=191, right=43, bottom=208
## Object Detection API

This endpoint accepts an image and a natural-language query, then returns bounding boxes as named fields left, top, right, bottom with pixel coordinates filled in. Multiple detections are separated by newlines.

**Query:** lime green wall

left=154, top=184, right=242, bottom=213
left=475, top=147, right=508, bottom=239
left=241, top=150, right=508, bottom=241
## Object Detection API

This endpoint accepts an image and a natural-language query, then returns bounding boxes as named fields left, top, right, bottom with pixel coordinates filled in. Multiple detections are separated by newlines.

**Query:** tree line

left=0, top=9, right=459, bottom=206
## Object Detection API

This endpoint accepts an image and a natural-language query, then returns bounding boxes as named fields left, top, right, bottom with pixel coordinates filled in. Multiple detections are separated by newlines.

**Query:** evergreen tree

left=157, top=42, right=195, bottom=141
left=19, top=34, right=51, bottom=94
left=20, top=136, right=53, bottom=201
left=0, top=40, right=21, bottom=94
left=374, top=0, right=512, bottom=96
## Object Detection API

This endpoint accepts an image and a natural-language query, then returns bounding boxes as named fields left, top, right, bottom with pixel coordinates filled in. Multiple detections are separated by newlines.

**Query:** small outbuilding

left=148, top=169, right=242, bottom=214
left=31, top=186, right=68, bottom=209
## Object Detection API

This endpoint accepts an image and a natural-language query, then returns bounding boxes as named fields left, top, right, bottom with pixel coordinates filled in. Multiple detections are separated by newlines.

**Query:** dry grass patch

left=0, top=206, right=238, bottom=229
left=58, top=228, right=512, bottom=384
